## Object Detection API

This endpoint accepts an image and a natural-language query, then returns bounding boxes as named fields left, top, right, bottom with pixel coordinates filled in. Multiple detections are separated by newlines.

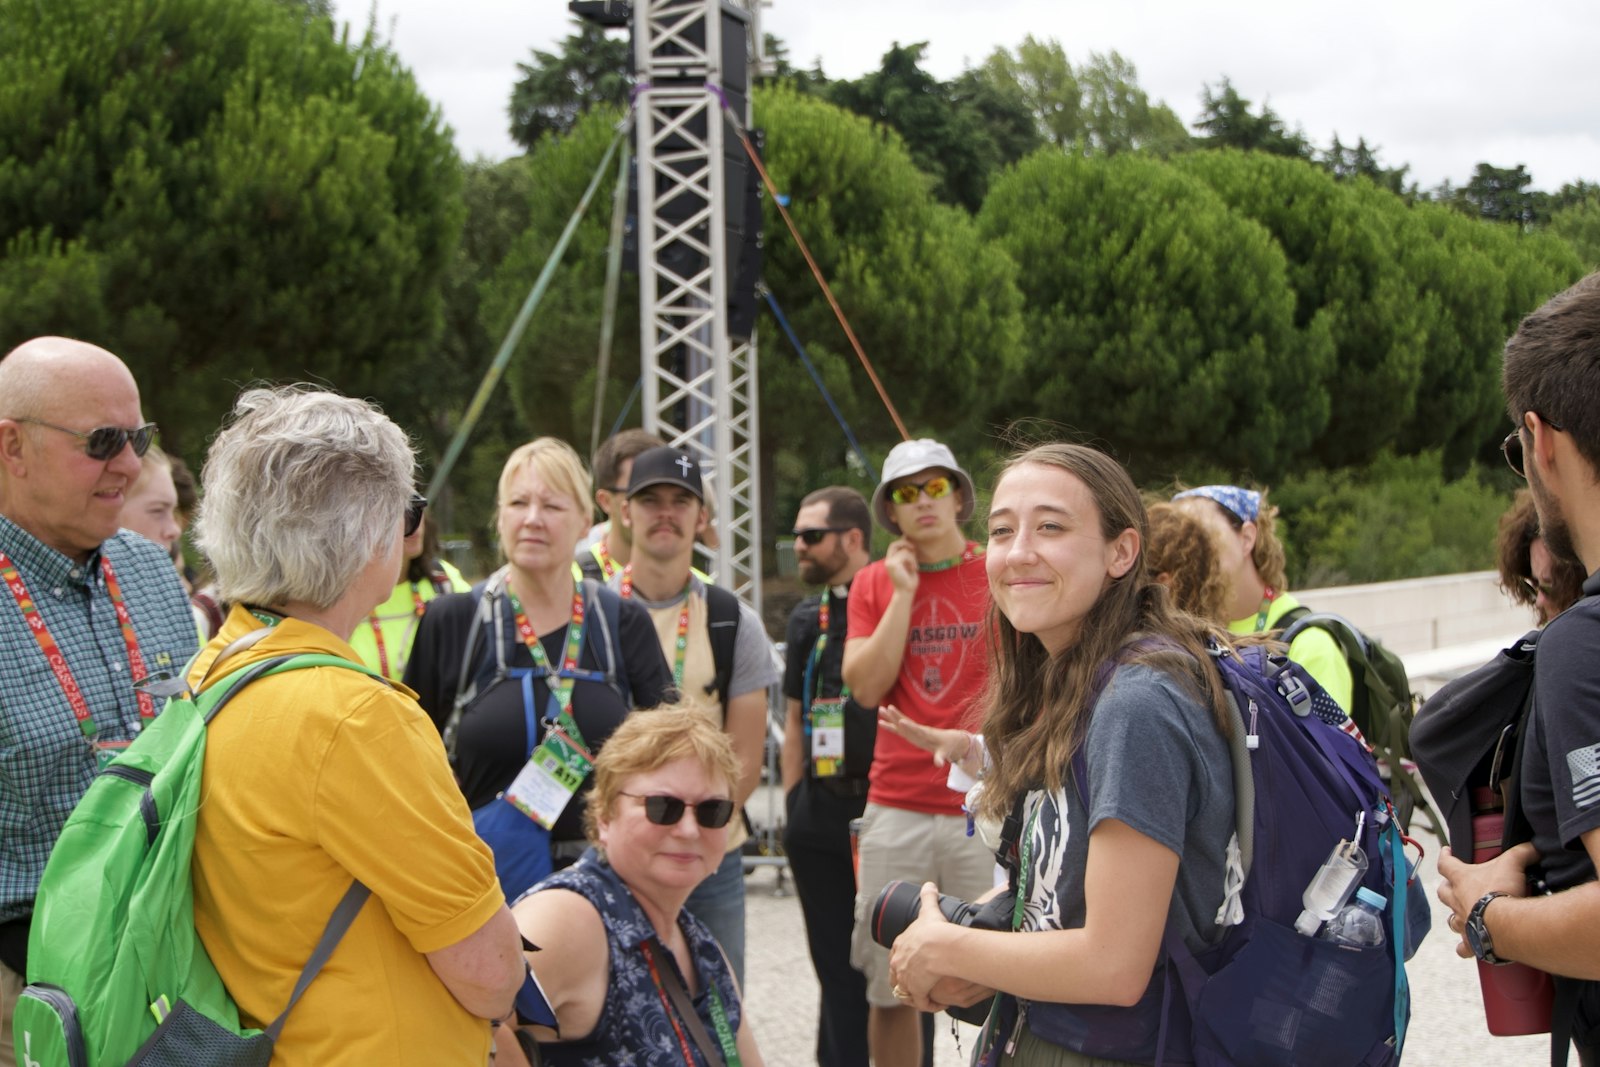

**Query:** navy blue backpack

left=982, top=641, right=1430, bottom=1067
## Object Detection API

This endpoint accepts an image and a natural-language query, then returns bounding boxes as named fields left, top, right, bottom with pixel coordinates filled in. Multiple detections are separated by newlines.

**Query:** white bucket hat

left=870, top=438, right=976, bottom=535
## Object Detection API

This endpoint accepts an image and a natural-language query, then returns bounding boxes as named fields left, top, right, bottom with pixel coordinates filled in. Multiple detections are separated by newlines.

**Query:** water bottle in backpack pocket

left=1191, top=914, right=1396, bottom=1066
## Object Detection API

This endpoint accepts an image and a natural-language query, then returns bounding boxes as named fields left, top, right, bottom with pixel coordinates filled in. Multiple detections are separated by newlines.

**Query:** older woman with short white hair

left=187, top=385, right=523, bottom=1065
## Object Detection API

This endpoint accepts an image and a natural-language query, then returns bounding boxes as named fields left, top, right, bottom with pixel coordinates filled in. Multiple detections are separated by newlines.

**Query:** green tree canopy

left=0, top=0, right=463, bottom=462
left=477, top=111, right=632, bottom=454
left=1193, top=78, right=1311, bottom=158
left=979, top=150, right=1333, bottom=481
left=1320, top=134, right=1411, bottom=197
left=825, top=43, right=1041, bottom=211
left=1387, top=200, right=1577, bottom=469
left=1172, top=151, right=1429, bottom=467
left=976, top=37, right=1188, bottom=156
left=507, top=20, right=631, bottom=151
left=1548, top=188, right=1600, bottom=269
left=1443, top=163, right=1547, bottom=228
left=752, top=86, right=1027, bottom=458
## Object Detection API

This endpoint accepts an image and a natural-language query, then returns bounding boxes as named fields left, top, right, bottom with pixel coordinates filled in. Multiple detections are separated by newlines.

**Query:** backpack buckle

left=1279, top=669, right=1312, bottom=717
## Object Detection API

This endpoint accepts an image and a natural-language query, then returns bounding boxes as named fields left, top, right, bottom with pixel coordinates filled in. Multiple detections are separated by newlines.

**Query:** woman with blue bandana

left=1172, top=485, right=1354, bottom=713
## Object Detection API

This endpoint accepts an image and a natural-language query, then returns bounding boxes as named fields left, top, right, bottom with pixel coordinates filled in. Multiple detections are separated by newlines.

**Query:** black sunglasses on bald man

left=17, top=418, right=157, bottom=461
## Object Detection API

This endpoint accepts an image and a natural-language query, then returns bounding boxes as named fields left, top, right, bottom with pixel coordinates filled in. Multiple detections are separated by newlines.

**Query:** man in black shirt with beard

left=782, top=486, right=876, bottom=1067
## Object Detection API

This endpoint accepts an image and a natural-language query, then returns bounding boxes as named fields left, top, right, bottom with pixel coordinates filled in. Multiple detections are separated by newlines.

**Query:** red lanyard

left=641, top=940, right=700, bottom=1067
left=366, top=584, right=429, bottom=680
left=591, top=540, right=620, bottom=580
left=620, top=565, right=691, bottom=690
left=810, top=588, right=850, bottom=704
left=0, top=550, right=154, bottom=741
left=1253, top=586, right=1279, bottom=632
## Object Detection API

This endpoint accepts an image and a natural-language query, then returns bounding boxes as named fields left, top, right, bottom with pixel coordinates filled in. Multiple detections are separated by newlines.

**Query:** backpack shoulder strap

left=442, top=571, right=507, bottom=760
left=581, top=578, right=631, bottom=707
left=1280, top=610, right=1372, bottom=664
left=704, top=584, right=742, bottom=724
left=1276, top=604, right=1311, bottom=632
left=191, top=653, right=378, bottom=1038
left=264, top=879, right=370, bottom=1039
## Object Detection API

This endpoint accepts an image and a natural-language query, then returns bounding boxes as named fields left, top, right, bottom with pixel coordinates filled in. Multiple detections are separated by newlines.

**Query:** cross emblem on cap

left=676, top=454, right=695, bottom=477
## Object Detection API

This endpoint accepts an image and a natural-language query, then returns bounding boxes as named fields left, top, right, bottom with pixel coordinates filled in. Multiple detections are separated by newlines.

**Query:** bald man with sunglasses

left=0, top=337, right=197, bottom=1064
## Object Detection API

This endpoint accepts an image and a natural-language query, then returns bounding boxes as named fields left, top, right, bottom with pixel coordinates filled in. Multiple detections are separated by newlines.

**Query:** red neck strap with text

left=0, top=550, right=154, bottom=740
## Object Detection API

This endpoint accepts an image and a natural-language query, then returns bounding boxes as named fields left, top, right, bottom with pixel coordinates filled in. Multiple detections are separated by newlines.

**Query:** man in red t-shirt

left=843, top=438, right=995, bottom=1067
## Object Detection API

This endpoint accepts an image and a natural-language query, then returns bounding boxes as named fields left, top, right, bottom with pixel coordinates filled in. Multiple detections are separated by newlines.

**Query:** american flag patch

left=1566, top=744, right=1600, bottom=809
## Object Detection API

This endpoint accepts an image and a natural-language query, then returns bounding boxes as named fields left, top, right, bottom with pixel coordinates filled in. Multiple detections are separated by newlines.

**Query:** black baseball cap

left=626, top=446, right=704, bottom=501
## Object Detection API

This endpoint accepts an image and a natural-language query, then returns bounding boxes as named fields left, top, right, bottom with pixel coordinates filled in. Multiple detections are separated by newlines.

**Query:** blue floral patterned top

left=533, top=848, right=742, bottom=1066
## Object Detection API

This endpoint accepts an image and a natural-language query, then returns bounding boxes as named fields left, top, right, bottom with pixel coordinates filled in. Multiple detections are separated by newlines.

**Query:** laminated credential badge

left=504, top=727, right=594, bottom=829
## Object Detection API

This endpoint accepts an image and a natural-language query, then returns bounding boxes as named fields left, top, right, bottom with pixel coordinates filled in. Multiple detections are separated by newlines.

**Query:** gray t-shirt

left=1017, top=663, right=1234, bottom=954
left=610, top=575, right=778, bottom=702
left=727, top=596, right=781, bottom=698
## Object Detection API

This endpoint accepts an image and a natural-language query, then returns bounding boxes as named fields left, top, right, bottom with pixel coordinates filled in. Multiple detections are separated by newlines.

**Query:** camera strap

left=994, top=788, right=1033, bottom=881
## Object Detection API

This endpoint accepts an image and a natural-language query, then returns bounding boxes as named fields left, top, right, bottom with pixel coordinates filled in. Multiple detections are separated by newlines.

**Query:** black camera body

left=868, top=879, right=1015, bottom=1025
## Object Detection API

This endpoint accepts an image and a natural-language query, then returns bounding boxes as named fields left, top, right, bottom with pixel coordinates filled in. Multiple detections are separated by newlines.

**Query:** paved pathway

left=740, top=814, right=1553, bottom=1066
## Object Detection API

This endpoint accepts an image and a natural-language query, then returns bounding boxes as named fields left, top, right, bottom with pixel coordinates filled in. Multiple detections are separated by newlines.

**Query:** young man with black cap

left=575, top=428, right=664, bottom=581
left=842, top=438, right=995, bottom=1067
left=612, top=445, right=777, bottom=987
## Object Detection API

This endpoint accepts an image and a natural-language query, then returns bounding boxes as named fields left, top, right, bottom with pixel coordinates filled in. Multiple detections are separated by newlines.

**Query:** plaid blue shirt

left=0, top=514, right=198, bottom=921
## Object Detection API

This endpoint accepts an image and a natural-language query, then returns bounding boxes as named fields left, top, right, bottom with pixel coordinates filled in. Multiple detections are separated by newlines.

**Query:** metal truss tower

left=632, top=0, right=762, bottom=610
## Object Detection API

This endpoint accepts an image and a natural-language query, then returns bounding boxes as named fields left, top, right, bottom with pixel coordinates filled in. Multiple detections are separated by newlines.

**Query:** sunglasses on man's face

left=1502, top=413, right=1567, bottom=478
left=793, top=527, right=848, bottom=545
left=18, top=418, right=157, bottom=461
left=888, top=475, right=954, bottom=507
left=1501, top=430, right=1527, bottom=478
left=404, top=493, right=428, bottom=538
left=620, top=792, right=736, bottom=829
left=1520, top=576, right=1557, bottom=600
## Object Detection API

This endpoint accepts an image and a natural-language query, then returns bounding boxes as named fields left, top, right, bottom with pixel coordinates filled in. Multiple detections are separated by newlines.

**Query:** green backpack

left=1280, top=608, right=1445, bottom=841
left=13, top=650, right=379, bottom=1067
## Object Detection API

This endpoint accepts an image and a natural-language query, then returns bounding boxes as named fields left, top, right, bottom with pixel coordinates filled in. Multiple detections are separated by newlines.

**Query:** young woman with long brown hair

left=886, top=442, right=1237, bottom=1066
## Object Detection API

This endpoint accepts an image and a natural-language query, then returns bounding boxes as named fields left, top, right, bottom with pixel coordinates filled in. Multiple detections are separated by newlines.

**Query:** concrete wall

left=1297, top=570, right=1537, bottom=693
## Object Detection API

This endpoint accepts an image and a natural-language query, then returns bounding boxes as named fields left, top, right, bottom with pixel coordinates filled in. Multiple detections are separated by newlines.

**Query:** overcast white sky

left=332, top=0, right=1600, bottom=193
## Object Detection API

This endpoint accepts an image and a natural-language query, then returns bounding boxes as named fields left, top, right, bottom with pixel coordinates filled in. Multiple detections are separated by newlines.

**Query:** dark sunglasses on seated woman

left=620, top=792, right=736, bottom=829
left=404, top=493, right=428, bottom=537
left=17, top=418, right=157, bottom=461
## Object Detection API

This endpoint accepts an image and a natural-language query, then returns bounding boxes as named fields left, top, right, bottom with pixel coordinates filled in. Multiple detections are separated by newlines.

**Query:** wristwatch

left=1465, top=891, right=1510, bottom=966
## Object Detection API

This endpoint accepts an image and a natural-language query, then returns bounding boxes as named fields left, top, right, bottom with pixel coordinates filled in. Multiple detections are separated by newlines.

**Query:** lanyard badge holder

left=804, top=589, right=848, bottom=779
left=502, top=587, right=602, bottom=829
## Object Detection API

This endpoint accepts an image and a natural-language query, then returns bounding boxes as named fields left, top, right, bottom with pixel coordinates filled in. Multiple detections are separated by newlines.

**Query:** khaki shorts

left=849, top=802, right=999, bottom=1007
left=0, top=957, right=22, bottom=1067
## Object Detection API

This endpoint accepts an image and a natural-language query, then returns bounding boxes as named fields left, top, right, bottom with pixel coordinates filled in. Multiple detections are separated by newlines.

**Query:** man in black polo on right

left=782, top=486, right=875, bottom=1067
left=1439, top=270, right=1600, bottom=1063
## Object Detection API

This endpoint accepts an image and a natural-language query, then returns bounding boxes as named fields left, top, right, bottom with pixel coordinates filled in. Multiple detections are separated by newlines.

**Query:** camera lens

left=870, top=880, right=924, bottom=947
